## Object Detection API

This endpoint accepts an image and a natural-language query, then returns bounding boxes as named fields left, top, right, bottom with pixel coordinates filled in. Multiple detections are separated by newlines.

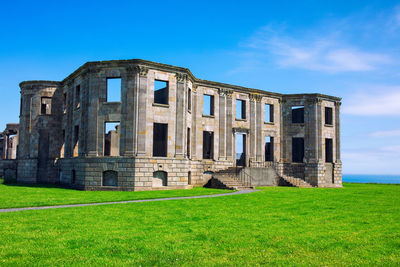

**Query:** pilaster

left=136, top=65, right=148, bottom=156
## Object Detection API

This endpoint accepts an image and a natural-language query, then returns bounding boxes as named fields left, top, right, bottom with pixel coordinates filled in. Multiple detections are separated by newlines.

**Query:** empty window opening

left=236, top=133, right=246, bottom=166
left=41, top=97, right=51, bottom=115
left=153, top=171, right=167, bottom=187
left=153, top=123, right=168, bottom=157
left=325, top=107, right=333, bottom=125
left=188, top=88, right=192, bottom=110
left=292, top=106, right=304, bottom=123
left=104, top=122, right=120, bottom=156
left=73, top=125, right=79, bottom=157
left=188, top=171, right=192, bottom=185
left=6, top=134, right=17, bottom=159
left=265, top=104, right=274, bottom=122
left=154, top=80, right=169, bottom=105
left=187, top=128, right=190, bottom=158
left=103, top=170, right=118, bottom=186
left=265, top=136, right=274, bottom=162
left=71, top=170, right=76, bottom=184
left=203, top=94, right=214, bottom=116
left=106, top=78, right=121, bottom=102
left=292, top=137, right=304, bottom=163
left=203, top=131, right=214, bottom=159
left=325, top=138, right=333, bottom=163
left=236, top=99, right=246, bottom=120
left=61, top=130, right=65, bottom=158
left=63, top=93, right=67, bottom=113
left=75, top=85, right=81, bottom=108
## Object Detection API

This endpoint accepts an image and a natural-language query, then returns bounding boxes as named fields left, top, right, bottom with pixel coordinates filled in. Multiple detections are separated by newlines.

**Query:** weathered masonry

left=16, top=59, right=342, bottom=190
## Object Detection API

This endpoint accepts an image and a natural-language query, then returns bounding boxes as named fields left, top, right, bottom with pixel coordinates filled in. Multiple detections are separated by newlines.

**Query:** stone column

left=225, top=90, right=233, bottom=160
left=122, top=66, right=136, bottom=156
left=3, top=134, right=8, bottom=159
left=335, top=101, right=341, bottom=162
left=175, top=73, right=186, bottom=158
left=136, top=66, right=148, bottom=156
left=249, top=95, right=256, bottom=163
left=218, top=89, right=227, bottom=160
left=191, top=86, right=198, bottom=159
left=255, top=95, right=263, bottom=162
left=86, top=68, right=101, bottom=157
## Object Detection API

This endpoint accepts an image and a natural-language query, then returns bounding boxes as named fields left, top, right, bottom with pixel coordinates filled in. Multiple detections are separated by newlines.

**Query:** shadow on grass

left=1, top=179, right=79, bottom=190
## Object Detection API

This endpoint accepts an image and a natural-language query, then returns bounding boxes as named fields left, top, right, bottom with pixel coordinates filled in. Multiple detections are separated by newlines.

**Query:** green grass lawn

left=0, top=183, right=399, bottom=266
left=0, top=179, right=227, bottom=209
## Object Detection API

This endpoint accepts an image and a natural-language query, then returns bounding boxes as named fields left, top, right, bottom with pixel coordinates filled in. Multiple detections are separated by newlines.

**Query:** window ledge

left=202, top=114, right=215, bottom=118
left=235, top=118, right=247, bottom=122
left=291, top=122, right=304, bottom=125
left=264, top=121, right=275, bottom=125
left=153, top=103, right=169, bottom=108
left=324, top=124, right=334, bottom=127
left=187, top=109, right=191, bottom=114
left=104, top=101, right=122, bottom=104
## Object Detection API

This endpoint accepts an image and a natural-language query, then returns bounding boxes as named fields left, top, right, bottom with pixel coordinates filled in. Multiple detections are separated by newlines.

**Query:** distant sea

left=343, top=174, right=400, bottom=184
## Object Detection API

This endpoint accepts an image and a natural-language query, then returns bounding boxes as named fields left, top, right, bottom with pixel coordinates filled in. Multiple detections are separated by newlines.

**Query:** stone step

left=281, top=175, right=313, bottom=188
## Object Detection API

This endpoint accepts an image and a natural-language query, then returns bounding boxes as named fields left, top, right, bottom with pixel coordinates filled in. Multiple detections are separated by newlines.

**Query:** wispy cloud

left=342, top=87, right=400, bottom=116
left=342, top=146, right=400, bottom=174
left=266, top=37, right=389, bottom=72
left=230, top=6, right=400, bottom=75
left=371, top=129, right=400, bottom=137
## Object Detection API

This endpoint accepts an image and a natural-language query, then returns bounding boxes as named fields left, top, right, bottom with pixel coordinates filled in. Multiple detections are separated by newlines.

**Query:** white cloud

left=247, top=30, right=390, bottom=73
left=371, top=129, right=400, bottom=137
left=381, top=145, right=400, bottom=152
left=342, top=88, right=400, bottom=116
left=342, top=147, right=400, bottom=174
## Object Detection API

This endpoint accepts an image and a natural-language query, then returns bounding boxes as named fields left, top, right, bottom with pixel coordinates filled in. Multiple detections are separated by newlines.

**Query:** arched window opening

left=153, top=171, right=167, bottom=187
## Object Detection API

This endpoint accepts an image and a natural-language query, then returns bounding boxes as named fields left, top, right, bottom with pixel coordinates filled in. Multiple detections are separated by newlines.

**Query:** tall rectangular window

left=75, top=85, right=81, bottom=108
left=154, top=80, right=169, bottom=105
left=265, top=136, right=274, bottom=162
left=188, top=88, right=192, bottom=111
left=325, top=138, right=333, bottom=163
left=153, top=123, right=168, bottom=157
left=265, top=104, right=274, bottom=122
left=63, top=93, right=67, bottom=113
left=236, top=99, right=246, bottom=119
left=187, top=128, right=190, bottom=158
left=203, top=94, right=214, bottom=116
left=292, top=137, right=304, bottom=163
left=107, top=78, right=121, bottom=102
left=40, top=97, right=51, bottom=115
left=203, top=131, right=214, bottom=159
left=325, top=107, right=333, bottom=125
left=73, top=125, right=79, bottom=157
left=104, top=122, right=120, bottom=156
left=292, top=106, right=304, bottom=123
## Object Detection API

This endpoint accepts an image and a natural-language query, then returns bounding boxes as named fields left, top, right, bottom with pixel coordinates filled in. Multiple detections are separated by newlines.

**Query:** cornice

left=28, top=58, right=340, bottom=101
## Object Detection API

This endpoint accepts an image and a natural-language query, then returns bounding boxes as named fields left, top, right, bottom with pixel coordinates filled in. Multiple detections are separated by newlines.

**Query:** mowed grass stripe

left=0, top=183, right=399, bottom=266
left=0, top=179, right=228, bottom=209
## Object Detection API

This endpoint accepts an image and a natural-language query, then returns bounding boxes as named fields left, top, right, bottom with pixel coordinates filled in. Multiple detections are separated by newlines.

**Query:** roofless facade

left=16, top=59, right=342, bottom=190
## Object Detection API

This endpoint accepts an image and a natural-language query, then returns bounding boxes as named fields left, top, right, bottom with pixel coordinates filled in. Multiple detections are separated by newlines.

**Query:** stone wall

left=15, top=59, right=342, bottom=190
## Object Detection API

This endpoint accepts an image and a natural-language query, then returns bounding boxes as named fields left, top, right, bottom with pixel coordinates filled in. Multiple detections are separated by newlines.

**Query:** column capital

left=136, top=65, right=149, bottom=76
left=219, top=88, right=233, bottom=98
left=175, top=72, right=187, bottom=82
left=249, top=93, right=262, bottom=102
left=335, top=101, right=342, bottom=107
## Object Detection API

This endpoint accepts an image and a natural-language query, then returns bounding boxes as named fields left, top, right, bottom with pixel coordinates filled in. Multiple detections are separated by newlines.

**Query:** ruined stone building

left=0, top=123, right=19, bottom=160
left=13, top=59, right=342, bottom=190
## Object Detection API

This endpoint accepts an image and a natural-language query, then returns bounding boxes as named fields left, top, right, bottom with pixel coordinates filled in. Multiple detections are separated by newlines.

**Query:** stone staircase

left=205, top=167, right=254, bottom=190
left=280, top=175, right=313, bottom=188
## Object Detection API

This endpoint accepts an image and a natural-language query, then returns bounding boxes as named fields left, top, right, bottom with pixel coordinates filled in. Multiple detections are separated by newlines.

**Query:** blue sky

left=1, top=0, right=399, bottom=174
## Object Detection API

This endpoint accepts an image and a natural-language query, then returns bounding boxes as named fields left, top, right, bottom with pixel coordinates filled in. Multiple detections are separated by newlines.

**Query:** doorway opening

left=236, top=133, right=246, bottom=166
